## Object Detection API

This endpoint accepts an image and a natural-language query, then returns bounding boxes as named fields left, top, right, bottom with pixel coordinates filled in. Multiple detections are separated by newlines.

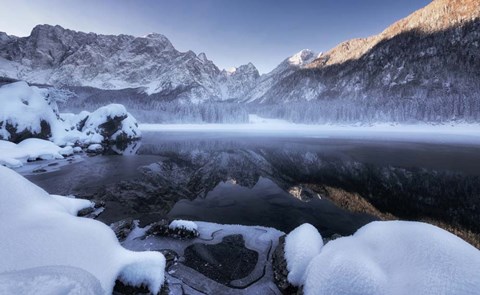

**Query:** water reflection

left=26, top=132, right=480, bottom=236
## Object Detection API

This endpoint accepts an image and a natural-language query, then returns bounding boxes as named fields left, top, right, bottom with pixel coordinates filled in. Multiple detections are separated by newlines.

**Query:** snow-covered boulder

left=302, top=221, right=480, bottom=295
left=0, top=81, right=58, bottom=143
left=0, top=165, right=166, bottom=294
left=0, top=82, right=141, bottom=147
left=284, top=224, right=323, bottom=286
left=79, top=104, right=141, bottom=144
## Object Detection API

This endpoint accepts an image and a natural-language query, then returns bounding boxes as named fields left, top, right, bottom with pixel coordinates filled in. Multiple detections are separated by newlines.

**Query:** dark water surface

left=26, top=131, right=480, bottom=236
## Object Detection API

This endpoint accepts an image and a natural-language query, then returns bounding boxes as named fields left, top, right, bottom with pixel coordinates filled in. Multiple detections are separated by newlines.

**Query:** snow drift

left=292, top=221, right=480, bottom=295
left=0, top=165, right=166, bottom=294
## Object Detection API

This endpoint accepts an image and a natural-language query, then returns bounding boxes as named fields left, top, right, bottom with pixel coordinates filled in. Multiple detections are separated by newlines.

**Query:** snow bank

left=284, top=224, right=323, bottom=286
left=0, top=138, right=73, bottom=168
left=0, top=82, right=141, bottom=146
left=169, top=219, right=199, bottom=232
left=0, top=165, right=166, bottom=294
left=302, top=221, right=480, bottom=295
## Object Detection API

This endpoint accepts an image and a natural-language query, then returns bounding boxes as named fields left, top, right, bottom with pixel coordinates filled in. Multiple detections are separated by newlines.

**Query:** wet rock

left=113, top=279, right=169, bottom=295
left=110, top=218, right=135, bottom=241
left=272, top=235, right=299, bottom=294
left=77, top=200, right=105, bottom=218
left=32, top=168, right=47, bottom=173
left=158, top=249, right=179, bottom=269
left=183, top=234, right=258, bottom=286
left=323, top=233, right=343, bottom=245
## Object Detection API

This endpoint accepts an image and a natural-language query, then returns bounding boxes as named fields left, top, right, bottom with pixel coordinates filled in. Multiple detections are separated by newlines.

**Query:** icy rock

left=110, top=218, right=136, bottom=241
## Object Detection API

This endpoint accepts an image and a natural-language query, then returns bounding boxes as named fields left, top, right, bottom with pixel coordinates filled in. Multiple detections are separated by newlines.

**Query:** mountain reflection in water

left=26, top=132, right=480, bottom=239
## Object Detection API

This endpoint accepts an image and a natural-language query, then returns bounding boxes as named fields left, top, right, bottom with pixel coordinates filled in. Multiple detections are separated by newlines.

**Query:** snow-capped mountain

left=250, top=0, right=480, bottom=104
left=0, top=25, right=259, bottom=102
left=0, top=0, right=479, bottom=123
left=244, top=49, right=320, bottom=103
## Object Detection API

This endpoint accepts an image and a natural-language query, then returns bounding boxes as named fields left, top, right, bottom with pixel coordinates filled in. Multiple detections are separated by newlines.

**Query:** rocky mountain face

left=0, top=25, right=259, bottom=102
left=253, top=0, right=480, bottom=104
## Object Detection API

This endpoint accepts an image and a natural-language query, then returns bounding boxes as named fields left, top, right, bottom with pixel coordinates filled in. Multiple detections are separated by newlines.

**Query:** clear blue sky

left=0, top=0, right=431, bottom=73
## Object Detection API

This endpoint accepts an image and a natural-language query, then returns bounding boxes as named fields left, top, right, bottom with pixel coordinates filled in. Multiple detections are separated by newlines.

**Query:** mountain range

left=0, top=0, right=479, bottom=122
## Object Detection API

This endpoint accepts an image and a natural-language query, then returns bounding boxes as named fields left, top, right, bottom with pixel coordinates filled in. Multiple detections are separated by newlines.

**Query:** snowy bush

left=302, top=221, right=480, bottom=295
left=0, top=165, right=166, bottom=294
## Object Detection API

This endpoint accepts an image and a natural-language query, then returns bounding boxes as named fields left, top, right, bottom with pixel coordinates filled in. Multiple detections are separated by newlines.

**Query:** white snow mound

left=0, top=138, right=73, bottom=168
left=284, top=223, right=323, bottom=286
left=303, top=221, right=480, bottom=295
left=0, top=165, right=166, bottom=294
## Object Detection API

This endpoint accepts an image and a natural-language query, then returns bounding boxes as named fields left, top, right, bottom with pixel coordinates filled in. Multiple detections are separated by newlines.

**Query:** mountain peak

left=198, top=52, right=208, bottom=62
left=288, top=49, right=317, bottom=66
left=310, top=0, right=480, bottom=68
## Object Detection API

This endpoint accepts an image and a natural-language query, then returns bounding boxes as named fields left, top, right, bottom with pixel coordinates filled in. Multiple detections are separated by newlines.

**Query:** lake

left=26, top=131, right=480, bottom=239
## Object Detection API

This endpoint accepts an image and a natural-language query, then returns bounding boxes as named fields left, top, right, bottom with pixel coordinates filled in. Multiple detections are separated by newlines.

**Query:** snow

left=302, top=221, right=480, bottom=295
left=139, top=115, right=480, bottom=144
left=169, top=219, right=198, bottom=232
left=0, top=138, right=73, bottom=168
left=288, top=49, right=317, bottom=66
left=284, top=224, right=323, bottom=286
left=0, top=165, right=166, bottom=294
left=0, top=266, right=105, bottom=295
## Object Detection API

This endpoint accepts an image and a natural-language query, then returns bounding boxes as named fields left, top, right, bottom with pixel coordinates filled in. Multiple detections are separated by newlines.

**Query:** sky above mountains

left=1, top=0, right=430, bottom=73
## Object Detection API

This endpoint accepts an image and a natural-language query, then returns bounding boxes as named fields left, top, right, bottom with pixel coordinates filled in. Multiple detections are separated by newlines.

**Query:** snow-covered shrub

left=0, top=165, right=166, bottom=294
left=284, top=224, right=323, bottom=286
left=302, top=221, right=480, bottom=295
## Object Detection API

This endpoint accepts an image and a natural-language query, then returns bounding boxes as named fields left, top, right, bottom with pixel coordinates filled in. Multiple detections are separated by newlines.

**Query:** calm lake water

left=26, top=131, right=480, bottom=236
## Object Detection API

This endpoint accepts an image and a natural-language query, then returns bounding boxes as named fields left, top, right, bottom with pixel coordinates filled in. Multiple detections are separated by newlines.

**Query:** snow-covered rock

left=0, top=81, right=59, bottom=142
left=302, top=221, right=480, bottom=295
left=0, top=82, right=141, bottom=146
left=81, top=104, right=141, bottom=143
left=284, top=223, right=323, bottom=286
left=0, top=165, right=166, bottom=294
left=169, top=219, right=198, bottom=232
